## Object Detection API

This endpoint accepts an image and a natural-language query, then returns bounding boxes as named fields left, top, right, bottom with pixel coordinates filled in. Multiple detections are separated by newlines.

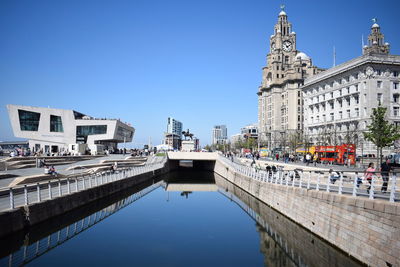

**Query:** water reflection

left=0, top=171, right=363, bottom=267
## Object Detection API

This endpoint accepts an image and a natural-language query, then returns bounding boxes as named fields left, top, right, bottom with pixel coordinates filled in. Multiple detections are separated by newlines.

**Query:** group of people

left=364, top=160, right=391, bottom=193
left=44, top=165, right=57, bottom=176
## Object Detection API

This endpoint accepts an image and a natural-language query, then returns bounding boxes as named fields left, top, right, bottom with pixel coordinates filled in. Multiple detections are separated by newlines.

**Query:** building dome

left=296, top=52, right=310, bottom=60
left=279, top=10, right=286, bottom=16
left=372, top=23, right=379, bottom=28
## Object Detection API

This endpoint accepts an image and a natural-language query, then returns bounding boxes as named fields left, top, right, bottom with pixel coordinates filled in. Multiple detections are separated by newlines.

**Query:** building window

left=394, top=82, right=399, bottom=89
left=355, top=84, right=359, bottom=92
left=394, top=94, right=399, bottom=103
left=347, top=109, right=351, bottom=118
left=339, top=111, right=343, bottom=119
left=330, top=113, right=334, bottom=121
left=355, top=108, right=359, bottom=117
left=50, top=115, right=64, bottom=132
left=377, top=93, right=382, bottom=105
left=355, top=96, right=359, bottom=104
left=76, top=125, right=107, bottom=143
left=377, top=81, right=382, bottom=88
left=347, top=87, right=350, bottom=94
left=117, top=126, right=133, bottom=139
left=330, top=92, right=333, bottom=98
left=394, top=107, right=399, bottom=116
left=394, top=71, right=399, bottom=77
left=18, top=109, right=40, bottom=131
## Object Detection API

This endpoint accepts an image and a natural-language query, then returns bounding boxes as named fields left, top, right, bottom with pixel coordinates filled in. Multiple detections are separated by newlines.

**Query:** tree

left=363, top=106, right=400, bottom=166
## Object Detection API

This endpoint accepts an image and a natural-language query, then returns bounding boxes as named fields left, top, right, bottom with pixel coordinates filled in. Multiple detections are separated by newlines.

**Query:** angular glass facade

left=18, top=109, right=40, bottom=131
left=76, top=125, right=107, bottom=144
left=76, top=125, right=107, bottom=136
left=50, top=115, right=64, bottom=132
left=117, top=126, right=133, bottom=138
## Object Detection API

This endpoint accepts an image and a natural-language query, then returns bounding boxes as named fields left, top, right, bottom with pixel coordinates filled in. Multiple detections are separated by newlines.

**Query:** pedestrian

left=306, top=153, right=311, bottom=166
left=380, top=159, right=391, bottom=193
left=364, top=162, right=376, bottom=194
left=275, top=153, right=279, bottom=161
left=355, top=172, right=363, bottom=188
left=329, top=169, right=340, bottom=184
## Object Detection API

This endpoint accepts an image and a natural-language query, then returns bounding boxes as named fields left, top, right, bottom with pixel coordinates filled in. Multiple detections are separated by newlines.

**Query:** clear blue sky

left=1, top=0, right=399, bottom=148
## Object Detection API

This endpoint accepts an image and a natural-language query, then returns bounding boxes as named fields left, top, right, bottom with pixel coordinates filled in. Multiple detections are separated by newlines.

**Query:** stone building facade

left=302, top=21, right=400, bottom=155
left=257, top=8, right=322, bottom=150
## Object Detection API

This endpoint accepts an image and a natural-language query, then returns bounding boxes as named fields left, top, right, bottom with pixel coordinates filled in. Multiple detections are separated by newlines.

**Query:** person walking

left=380, top=159, right=391, bottom=193
left=364, top=162, right=376, bottom=194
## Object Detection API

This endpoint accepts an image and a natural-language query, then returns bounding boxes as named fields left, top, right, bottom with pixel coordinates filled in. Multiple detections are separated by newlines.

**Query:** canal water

left=0, top=170, right=363, bottom=267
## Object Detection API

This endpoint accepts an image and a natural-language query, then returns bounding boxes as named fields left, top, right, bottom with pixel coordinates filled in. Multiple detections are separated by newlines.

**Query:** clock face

left=282, top=40, right=292, bottom=52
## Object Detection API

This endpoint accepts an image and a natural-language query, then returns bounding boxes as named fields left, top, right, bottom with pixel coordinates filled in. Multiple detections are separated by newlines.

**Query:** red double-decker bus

left=314, top=144, right=356, bottom=165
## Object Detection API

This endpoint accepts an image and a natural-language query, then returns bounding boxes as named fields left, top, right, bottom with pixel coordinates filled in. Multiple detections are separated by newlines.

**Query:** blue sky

left=1, top=0, right=399, bottom=148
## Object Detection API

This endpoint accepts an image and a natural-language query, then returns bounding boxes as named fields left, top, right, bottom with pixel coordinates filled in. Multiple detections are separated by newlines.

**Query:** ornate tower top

left=363, top=18, right=390, bottom=55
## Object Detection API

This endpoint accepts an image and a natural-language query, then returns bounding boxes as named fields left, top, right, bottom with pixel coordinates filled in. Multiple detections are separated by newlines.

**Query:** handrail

left=218, top=154, right=399, bottom=203
left=0, top=156, right=167, bottom=212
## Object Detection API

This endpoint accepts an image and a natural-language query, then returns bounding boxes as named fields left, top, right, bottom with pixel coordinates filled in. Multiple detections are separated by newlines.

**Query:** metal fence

left=0, top=156, right=167, bottom=212
left=0, top=181, right=165, bottom=267
left=218, top=155, right=399, bottom=202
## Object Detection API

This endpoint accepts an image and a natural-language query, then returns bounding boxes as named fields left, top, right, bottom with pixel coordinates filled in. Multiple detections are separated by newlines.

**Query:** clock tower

left=257, top=6, right=322, bottom=151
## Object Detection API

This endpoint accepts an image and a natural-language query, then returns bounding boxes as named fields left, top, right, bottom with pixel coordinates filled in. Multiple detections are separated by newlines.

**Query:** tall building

left=257, top=6, right=322, bottom=150
left=164, top=117, right=183, bottom=150
left=7, top=104, right=134, bottom=154
left=167, top=117, right=183, bottom=136
left=302, top=20, right=400, bottom=154
left=212, top=125, right=227, bottom=145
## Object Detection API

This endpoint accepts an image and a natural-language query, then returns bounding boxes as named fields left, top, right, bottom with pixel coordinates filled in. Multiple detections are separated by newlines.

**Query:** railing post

left=299, top=171, right=303, bottom=188
left=352, top=173, right=358, bottom=197
left=338, top=172, right=344, bottom=195
left=326, top=172, right=331, bottom=192
left=316, top=173, right=321, bottom=191
left=24, top=185, right=29, bottom=205
left=369, top=175, right=375, bottom=199
left=75, top=178, right=79, bottom=192
left=37, top=183, right=41, bottom=202
left=67, top=178, right=71, bottom=194
left=48, top=181, right=52, bottom=200
left=389, top=173, right=397, bottom=202
left=307, top=172, right=311, bottom=189
left=58, top=179, right=62, bottom=197
left=285, top=172, right=289, bottom=186
left=9, top=188, right=14, bottom=209
left=89, top=175, right=92, bottom=188
left=82, top=177, right=86, bottom=190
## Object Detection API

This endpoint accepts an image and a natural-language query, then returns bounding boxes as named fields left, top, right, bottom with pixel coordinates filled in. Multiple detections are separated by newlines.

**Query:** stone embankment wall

left=214, top=159, right=400, bottom=267
left=0, top=166, right=168, bottom=238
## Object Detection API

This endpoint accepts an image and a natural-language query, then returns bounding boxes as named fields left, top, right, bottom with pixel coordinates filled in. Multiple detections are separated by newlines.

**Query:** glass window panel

left=50, top=115, right=64, bottom=132
left=18, top=109, right=40, bottom=131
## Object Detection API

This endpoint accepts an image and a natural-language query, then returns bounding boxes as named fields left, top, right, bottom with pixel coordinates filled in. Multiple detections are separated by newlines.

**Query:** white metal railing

left=1, top=181, right=165, bottom=267
left=0, top=156, right=167, bottom=212
left=218, top=155, right=399, bottom=203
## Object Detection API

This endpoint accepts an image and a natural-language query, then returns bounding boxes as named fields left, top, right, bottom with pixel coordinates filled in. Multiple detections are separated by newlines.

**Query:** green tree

left=363, top=106, right=400, bottom=166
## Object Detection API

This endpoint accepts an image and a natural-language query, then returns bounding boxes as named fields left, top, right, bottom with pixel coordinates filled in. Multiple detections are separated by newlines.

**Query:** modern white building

left=7, top=104, right=135, bottom=155
left=212, top=125, right=228, bottom=145
left=302, top=21, right=400, bottom=154
left=167, top=117, right=183, bottom=136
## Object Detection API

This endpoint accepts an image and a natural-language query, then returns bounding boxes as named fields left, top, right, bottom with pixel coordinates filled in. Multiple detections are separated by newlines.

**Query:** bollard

left=9, top=188, right=14, bottom=210
left=37, top=183, right=41, bottom=202
left=389, top=173, right=397, bottom=202
left=48, top=181, right=52, bottom=200
left=24, top=185, right=29, bottom=205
